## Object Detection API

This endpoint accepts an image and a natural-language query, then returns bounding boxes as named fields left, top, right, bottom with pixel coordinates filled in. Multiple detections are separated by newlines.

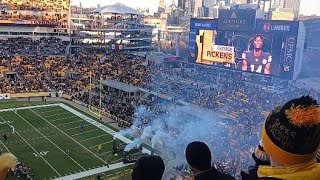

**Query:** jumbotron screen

left=0, top=0, right=70, bottom=28
left=188, top=19, right=299, bottom=79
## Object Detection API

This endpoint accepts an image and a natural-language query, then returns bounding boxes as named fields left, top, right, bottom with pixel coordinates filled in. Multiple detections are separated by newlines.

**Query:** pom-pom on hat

left=261, top=96, right=320, bottom=166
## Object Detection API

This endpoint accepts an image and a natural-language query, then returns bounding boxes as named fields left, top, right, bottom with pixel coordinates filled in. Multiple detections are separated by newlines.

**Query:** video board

left=188, top=18, right=299, bottom=79
left=0, top=0, right=70, bottom=28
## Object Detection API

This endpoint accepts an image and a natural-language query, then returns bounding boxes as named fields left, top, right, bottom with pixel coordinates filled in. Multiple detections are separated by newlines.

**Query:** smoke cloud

left=120, top=103, right=226, bottom=164
left=124, top=138, right=142, bottom=152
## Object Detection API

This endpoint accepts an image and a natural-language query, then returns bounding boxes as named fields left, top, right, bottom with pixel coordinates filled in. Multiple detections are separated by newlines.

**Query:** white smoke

left=119, top=103, right=225, bottom=163
left=124, top=138, right=142, bottom=152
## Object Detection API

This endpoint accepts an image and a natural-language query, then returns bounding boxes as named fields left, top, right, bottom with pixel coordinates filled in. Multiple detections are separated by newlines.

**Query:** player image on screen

left=242, top=34, right=272, bottom=74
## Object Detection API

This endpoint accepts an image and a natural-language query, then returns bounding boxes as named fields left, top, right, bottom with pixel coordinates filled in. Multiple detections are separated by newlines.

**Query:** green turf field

left=0, top=102, right=132, bottom=180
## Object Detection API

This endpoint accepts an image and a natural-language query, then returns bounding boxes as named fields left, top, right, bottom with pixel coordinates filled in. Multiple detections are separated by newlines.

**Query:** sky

left=299, top=0, right=320, bottom=16
left=71, top=0, right=320, bottom=16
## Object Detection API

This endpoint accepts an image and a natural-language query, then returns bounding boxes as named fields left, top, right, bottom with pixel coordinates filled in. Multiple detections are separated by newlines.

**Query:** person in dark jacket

left=185, top=141, right=235, bottom=180
left=131, top=155, right=165, bottom=180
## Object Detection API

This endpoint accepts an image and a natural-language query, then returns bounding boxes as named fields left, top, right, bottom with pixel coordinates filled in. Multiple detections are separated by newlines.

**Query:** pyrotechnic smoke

left=124, top=138, right=142, bottom=152
left=119, top=103, right=226, bottom=164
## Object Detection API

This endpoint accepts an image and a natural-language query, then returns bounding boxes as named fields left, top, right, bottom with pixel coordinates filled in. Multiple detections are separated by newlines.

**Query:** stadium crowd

left=141, top=61, right=319, bottom=178
left=0, top=37, right=68, bottom=55
left=0, top=37, right=319, bottom=179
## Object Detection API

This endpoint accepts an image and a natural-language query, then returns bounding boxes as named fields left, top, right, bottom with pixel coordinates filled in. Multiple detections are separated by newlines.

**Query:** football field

left=0, top=102, right=133, bottom=180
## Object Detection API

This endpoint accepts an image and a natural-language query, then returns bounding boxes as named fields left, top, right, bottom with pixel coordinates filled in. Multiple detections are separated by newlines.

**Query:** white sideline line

left=53, top=162, right=133, bottom=180
left=80, top=134, right=108, bottom=142
left=30, top=108, right=108, bottom=165
left=0, top=115, right=61, bottom=177
left=15, top=112, right=86, bottom=171
left=52, top=116, right=76, bottom=122
left=65, top=124, right=91, bottom=131
left=89, top=140, right=113, bottom=149
left=110, top=158, right=123, bottom=164
left=44, top=112, right=69, bottom=118
left=40, top=108, right=64, bottom=114
left=57, top=120, right=83, bottom=126
left=71, top=129, right=99, bottom=136
left=0, top=104, right=59, bottom=112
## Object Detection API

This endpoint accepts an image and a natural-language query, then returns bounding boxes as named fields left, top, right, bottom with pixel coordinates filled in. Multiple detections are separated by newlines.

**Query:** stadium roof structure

left=92, top=4, right=142, bottom=15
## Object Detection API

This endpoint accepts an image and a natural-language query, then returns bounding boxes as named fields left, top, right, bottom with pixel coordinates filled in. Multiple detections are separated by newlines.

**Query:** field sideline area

left=0, top=100, right=134, bottom=180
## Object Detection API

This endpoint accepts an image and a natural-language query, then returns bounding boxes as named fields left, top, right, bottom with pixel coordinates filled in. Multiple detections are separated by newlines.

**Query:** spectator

left=253, top=96, right=320, bottom=179
left=0, top=153, right=17, bottom=180
left=96, top=174, right=101, bottom=180
left=131, top=155, right=165, bottom=180
left=2, top=133, right=8, bottom=142
left=185, top=141, right=234, bottom=180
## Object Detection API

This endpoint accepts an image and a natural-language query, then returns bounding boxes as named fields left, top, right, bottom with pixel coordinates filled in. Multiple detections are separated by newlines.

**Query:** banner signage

left=218, top=9, right=257, bottom=31
left=0, top=93, right=11, bottom=100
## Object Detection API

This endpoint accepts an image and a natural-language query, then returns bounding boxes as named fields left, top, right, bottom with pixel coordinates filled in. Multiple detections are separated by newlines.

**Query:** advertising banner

left=256, top=20, right=299, bottom=35
left=0, top=93, right=11, bottom=100
left=218, top=9, right=257, bottom=31
left=188, top=18, right=299, bottom=80
left=190, top=18, right=217, bottom=30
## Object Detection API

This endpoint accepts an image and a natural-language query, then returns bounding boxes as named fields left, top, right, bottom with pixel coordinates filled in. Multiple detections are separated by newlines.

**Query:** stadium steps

left=41, top=59, right=50, bottom=78
left=7, top=58, right=12, bottom=72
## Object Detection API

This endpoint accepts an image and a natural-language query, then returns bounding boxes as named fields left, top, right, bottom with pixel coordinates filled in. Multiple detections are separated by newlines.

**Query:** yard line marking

left=30, top=109, right=108, bottom=165
left=52, top=116, right=76, bottom=122
left=57, top=120, right=83, bottom=126
left=100, top=150, right=112, bottom=156
left=65, top=124, right=91, bottom=131
left=89, top=140, right=113, bottom=149
left=0, top=115, right=62, bottom=177
left=40, top=108, right=64, bottom=114
left=106, top=153, right=113, bottom=160
left=15, top=112, right=86, bottom=171
left=58, top=103, right=151, bottom=155
left=44, top=112, right=69, bottom=118
left=0, top=139, right=11, bottom=153
left=71, top=129, right=99, bottom=136
left=80, top=134, right=108, bottom=142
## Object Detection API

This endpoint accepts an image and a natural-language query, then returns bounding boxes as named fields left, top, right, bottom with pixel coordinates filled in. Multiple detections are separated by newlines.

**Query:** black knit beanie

left=185, top=141, right=212, bottom=171
left=131, top=155, right=165, bottom=180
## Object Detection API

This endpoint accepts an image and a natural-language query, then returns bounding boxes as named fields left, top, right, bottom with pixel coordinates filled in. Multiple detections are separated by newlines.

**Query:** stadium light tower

left=89, top=71, right=92, bottom=110
left=158, top=30, right=161, bottom=52
left=99, top=76, right=102, bottom=117
left=176, top=33, right=180, bottom=56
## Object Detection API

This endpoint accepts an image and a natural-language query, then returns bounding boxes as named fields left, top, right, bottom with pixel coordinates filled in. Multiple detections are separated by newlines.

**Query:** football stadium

left=0, top=0, right=320, bottom=180
left=0, top=101, right=134, bottom=180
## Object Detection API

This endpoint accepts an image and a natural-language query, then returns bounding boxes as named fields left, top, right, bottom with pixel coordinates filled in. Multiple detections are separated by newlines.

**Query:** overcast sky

left=71, top=0, right=320, bottom=16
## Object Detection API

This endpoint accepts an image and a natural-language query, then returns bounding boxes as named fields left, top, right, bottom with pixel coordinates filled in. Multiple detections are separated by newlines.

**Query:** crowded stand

left=0, top=36, right=319, bottom=179
left=0, top=37, right=68, bottom=55
left=0, top=0, right=69, bottom=28
left=14, top=163, right=33, bottom=180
